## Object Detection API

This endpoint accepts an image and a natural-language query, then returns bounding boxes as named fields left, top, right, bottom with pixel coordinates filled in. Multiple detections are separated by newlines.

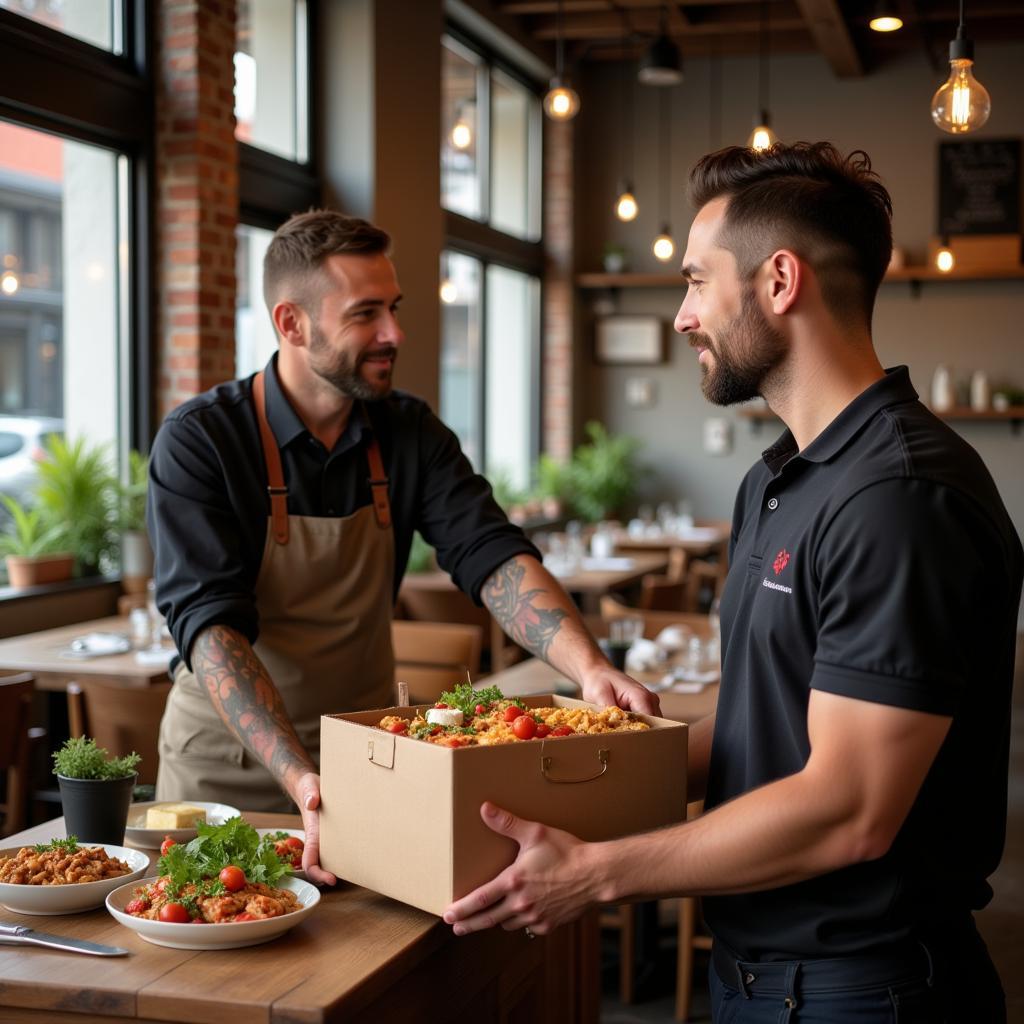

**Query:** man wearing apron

left=148, top=210, right=659, bottom=882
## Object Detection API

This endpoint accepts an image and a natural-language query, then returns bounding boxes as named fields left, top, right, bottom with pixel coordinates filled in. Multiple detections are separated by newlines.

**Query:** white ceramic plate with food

left=124, top=801, right=241, bottom=848
left=0, top=844, right=150, bottom=916
left=255, top=828, right=308, bottom=882
left=105, top=875, right=319, bottom=950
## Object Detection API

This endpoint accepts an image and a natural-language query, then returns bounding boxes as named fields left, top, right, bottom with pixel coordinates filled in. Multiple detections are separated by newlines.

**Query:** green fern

left=568, top=421, right=642, bottom=523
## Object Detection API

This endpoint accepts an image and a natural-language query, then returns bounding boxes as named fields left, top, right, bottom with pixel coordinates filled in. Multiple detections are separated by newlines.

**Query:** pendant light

left=543, top=0, right=580, bottom=121
left=449, top=103, right=473, bottom=151
left=930, top=0, right=990, bottom=134
left=638, top=5, right=683, bottom=87
left=747, top=0, right=777, bottom=152
left=615, top=55, right=639, bottom=221
left=652, top=88, right=676, bottom=263
left=869, top=0, right=903, bottom=32
left=935, top=237, right=955, bottom=273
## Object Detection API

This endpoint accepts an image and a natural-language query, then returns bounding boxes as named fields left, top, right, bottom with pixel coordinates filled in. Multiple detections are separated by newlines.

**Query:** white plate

left=0, top=844, right=150, bottom=916
left=105, top=875, right=320, bottom=950
left=124, top=801, right=242, bottom=848
left=255, top=828, right=308, bottom=882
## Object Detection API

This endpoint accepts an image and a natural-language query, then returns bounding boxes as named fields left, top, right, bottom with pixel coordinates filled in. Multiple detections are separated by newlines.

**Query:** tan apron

left=156, top=372, right=396, bottom=812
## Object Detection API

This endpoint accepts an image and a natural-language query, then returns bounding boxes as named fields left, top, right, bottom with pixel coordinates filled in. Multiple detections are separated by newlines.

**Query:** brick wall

left=542, top=117, right=575, bottom=463
left=154, top=0, right=239, bottom=421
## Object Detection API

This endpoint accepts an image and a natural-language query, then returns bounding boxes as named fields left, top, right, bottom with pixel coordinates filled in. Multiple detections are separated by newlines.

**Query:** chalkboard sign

left=939, top=139, right=1021, bottom=235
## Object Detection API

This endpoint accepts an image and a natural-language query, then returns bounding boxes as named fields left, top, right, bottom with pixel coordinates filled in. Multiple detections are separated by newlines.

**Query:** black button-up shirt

left=147, top=356, right=538, bottom=670
left=704, top=366, right=1023, bottom=960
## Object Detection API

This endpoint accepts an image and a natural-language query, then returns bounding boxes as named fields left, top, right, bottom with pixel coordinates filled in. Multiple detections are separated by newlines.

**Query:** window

left=235, top=0, right=309, bottom=164
left=0, top=0, right=123, bottom=54
left=235, top=223, right=277, bottom=378
left=440, top=252, right=482, bottom=468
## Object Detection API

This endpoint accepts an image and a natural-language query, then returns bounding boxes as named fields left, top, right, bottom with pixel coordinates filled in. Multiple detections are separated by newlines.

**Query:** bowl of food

left=256, top=828, right=307, bottom=882
left=106, top=818, right=318, bottom=950
left=0, top=838, right=150, bottom=915
left=124, top=801, right=241, bottom=849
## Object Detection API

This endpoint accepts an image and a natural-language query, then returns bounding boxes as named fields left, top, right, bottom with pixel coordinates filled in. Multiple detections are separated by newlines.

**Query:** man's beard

left=694, top=286, right=788, bottom=406
left=308, top=320, right=396, bottom=402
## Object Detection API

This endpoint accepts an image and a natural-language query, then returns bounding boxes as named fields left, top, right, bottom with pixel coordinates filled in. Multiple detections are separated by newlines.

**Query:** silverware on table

left=0, top=922, right=128, bottom=956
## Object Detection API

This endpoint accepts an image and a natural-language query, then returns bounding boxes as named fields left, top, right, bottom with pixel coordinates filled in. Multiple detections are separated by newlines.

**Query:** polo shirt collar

left=261, top=354, right=369, bottom=454
left=761, top=366, right=918, bottom=472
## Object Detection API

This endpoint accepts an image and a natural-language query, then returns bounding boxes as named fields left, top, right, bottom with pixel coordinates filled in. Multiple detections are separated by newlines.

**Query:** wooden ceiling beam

left=530, top=7, right=805, bottom=39
left=792, top=0, right=863, bottom=76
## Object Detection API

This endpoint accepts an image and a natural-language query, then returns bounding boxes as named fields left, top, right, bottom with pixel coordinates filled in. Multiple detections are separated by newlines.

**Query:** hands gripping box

left=318, top=696, right=688, bottom=915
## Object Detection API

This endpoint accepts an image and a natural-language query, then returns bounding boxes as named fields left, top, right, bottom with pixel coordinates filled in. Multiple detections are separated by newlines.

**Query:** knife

left=0, top=923, right=128, bottom=956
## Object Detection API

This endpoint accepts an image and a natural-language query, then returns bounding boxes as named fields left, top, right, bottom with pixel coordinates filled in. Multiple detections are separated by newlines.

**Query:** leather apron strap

left=253, top=372, right=392, bottom=540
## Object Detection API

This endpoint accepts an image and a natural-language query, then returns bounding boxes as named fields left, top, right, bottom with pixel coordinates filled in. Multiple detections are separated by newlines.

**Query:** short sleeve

left=811, top=478, right=994, bottom=716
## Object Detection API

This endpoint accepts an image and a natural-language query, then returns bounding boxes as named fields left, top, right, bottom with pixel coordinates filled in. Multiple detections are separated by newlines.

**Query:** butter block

left=145, top=803, right=207, bottom=829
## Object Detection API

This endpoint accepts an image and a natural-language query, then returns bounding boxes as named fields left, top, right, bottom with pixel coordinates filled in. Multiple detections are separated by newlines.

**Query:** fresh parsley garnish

left=438, top=683, right=504, bottom=717
left=34, top=836, right=79, bottom=854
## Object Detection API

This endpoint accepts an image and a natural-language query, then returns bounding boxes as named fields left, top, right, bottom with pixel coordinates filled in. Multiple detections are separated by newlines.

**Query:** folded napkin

left=654, top=625, right=690, bottom=653
left=625, top=637, right=664, bottom=673
left=581, top=556, right=635, bottom=572
left=64, top=632, right=132, bottom=657
left=135, top=647, right=175, bottom=666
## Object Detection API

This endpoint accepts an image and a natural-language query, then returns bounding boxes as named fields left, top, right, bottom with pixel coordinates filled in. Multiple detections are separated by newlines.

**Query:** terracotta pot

left=5, top=553, right=75, bottom=587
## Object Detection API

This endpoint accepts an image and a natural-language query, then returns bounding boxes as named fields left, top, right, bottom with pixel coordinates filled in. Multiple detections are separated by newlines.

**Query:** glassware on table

left=656, top=502, right=676, bottom=534
left=145, top=579, right=165, bottom=651
left=590, top=522, right=615, bottom=560
left=676, top=499, right=695, bottom=531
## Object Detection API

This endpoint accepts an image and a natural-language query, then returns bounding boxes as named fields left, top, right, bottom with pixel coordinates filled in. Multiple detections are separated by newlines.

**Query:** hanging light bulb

left=615, top=182, right=639, bottom=221
left=930, top=0, right=990, bottom=134
left=746, top=0, right=778, bottom=151
left=869, top=0, right=903, bottom=32
left=449, top=106, right=472, bottom=150
left=935, top=239, right=955, bottom=273
left=748, top=113, right=777, bottom=152
left=0, top=271, right=18, bottom=296
left=440, top=279, right=458, bottom=303
left=653, top=226, right=676, bottom=262
left=543, top=0, right=580, bottom=121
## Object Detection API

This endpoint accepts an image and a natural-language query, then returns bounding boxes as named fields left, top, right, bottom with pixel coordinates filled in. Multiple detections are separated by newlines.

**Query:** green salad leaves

left=157, top=817, right=291, bottom=895
left=436, top=683, right=505, bottom=717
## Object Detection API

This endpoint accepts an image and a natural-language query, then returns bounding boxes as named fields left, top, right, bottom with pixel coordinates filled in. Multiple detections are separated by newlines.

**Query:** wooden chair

left=675, top=801, right=711, bottom=1021
left=0, top=672, right=42, bottom=837
left=392, top=620, right=483, bottom=705
left=640, top=548, right=690, bottom=611
left=66, top=679, right=173, bottom=787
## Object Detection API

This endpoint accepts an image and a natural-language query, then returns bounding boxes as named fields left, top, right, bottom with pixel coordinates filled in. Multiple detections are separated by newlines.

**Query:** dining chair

left=675, top=800, right=711, bottom=1021
left=66, top=679, right=173, bottom=787
left=392, top=620, right=484, bottom=705
left=640, top=548, right=690, bottom=611
left=0, top=672, right=42, bottom=837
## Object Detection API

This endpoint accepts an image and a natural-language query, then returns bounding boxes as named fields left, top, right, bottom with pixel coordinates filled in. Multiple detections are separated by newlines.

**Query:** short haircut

left=262, top=209, right=391, bottom=318
left=689, top=142, right=893, bottom=326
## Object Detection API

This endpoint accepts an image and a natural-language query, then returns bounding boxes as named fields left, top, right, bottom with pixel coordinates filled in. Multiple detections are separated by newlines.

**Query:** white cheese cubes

left=425, top=708, right=464, bottom=728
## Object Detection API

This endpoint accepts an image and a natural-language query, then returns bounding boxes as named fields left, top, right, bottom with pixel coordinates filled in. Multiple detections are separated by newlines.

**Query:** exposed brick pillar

left=154, top=0, right=239, bottom=420
left=542, top=117, right=575, bottom=463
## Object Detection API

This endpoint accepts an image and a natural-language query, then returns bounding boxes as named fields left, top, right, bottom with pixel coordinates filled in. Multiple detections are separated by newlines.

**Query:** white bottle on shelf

left=970, top=370, right=990, bottom=412
left=931, top=364, right=954, bottom=412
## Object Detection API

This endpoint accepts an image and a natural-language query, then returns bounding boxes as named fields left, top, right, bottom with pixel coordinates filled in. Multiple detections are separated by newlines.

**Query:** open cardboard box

left=319, top=696, right=688, bottom=915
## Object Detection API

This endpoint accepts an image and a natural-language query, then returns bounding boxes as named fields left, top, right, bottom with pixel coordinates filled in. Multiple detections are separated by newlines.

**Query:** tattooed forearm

left=191, top=624, right=315, bottom=793
left=482, top=557, right=567, bottom=661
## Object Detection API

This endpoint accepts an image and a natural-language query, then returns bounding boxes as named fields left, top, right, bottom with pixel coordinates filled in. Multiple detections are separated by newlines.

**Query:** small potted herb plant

left=0, top=495, right=74, bottom=587
left=52, top=737, right=141, bottom=844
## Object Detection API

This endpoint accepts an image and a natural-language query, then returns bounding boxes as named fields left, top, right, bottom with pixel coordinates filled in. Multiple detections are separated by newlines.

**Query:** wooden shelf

left=737, top=405, right=1024, bottom=434
left=576, top=266, right=1024, bottom=289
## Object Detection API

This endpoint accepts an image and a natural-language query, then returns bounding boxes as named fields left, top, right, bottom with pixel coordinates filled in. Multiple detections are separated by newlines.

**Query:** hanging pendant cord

left=758, top=0, right=771, bottom=114
left=556, top=0, right=565, bottom=80
left=660, top=86, right=670, bottom=222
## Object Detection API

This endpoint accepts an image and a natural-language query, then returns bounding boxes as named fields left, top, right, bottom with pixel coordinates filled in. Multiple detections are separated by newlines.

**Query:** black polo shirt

left=703, top=366, right=1023, bottom=961
left=147, top=355, right=538, bottom=670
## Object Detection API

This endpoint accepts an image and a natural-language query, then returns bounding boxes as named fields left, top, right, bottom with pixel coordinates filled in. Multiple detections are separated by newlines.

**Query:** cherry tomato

left=158, top=902, right=190, bottom=923
left=283, top=836, right=304, bottom=851
left=435, top=702, right=449, bottom=708
left=535, top=723, right=551, bottom=738
left=512, top=714, right=537, bottom=740
left=503, top=705, right=524, bottom=722
left=219, top=865, right=246, bottom=892
left=155, top=877, right=172, bottom=894
left=387, top=720, right=408, bottom=734
left=124, top=898, right=149, bottom=915
left=474, top=704, right=487, bottom=715
left=550, top=726, right=573, bottom=737
left=429, top=726, right=442, bottom=736
left=234, top=912, right=255, bottom=922
left=189, top=918, right=207, bottom=924
left=160, top=836, right=176, bottom=857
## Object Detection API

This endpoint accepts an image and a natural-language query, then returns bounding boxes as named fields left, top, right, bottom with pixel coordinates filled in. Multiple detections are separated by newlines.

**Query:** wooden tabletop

left=0, top=616, right=172, bottom=691
left=0, top=813, right=593, bottom=1023
left=613, top=525, right=728, bottom=556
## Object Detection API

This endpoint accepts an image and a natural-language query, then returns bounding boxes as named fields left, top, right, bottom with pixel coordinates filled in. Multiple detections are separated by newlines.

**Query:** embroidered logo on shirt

left=772, top=549, right=791, bottom=575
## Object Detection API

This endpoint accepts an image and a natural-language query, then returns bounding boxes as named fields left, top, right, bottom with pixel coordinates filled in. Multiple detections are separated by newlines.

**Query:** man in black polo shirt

left=147, top=210, right=658, bottom=884
left=444, top=143, right=1022, bottom=1022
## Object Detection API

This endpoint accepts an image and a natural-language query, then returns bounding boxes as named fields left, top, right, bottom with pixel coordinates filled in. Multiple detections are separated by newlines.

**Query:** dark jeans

left=709, top=921, right=1005, bottom=1024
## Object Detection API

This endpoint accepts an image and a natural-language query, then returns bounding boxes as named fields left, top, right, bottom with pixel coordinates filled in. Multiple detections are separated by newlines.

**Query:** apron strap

left=361, top=404, right=392, bottom=530
left=252, top=371, right=290, bottom=546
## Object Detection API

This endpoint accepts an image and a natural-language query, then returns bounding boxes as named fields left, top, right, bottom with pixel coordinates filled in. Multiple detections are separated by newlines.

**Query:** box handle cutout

left=367, top=735, right=395, bottom=769
left=541, top=748, right=609, bottom=784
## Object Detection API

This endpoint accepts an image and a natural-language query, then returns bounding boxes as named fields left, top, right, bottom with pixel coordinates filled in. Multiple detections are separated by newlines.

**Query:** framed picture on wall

left=594, top=316, right=665, bottom=365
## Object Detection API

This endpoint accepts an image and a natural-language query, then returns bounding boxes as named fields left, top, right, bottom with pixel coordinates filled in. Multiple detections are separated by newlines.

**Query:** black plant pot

left=56, top=773, right=138, bottom=845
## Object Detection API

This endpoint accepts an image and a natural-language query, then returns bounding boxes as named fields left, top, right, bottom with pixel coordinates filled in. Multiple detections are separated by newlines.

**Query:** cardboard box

left=319, top=696, right=688, bottom=916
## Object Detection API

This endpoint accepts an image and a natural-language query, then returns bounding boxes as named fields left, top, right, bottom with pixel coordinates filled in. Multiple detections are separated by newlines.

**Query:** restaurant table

left=0, top=616, right=171, bottom=692
left=402, top=553, right=668, bottom=614
left=612, top=524, right=728, bottom=557
left=0, top=814, right=599, bottom=1024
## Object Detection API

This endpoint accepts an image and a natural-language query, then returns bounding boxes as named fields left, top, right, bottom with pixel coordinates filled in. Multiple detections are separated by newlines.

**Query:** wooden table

left=0, top=616, right=172, bottom=692
left=613, top=525, right=728, bottom=557
left=0, top=814, right=598, bottom=1024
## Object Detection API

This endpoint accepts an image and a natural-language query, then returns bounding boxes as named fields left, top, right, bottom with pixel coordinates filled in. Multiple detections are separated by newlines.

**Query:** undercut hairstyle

left=689, top=142, right=893, bottom=327
left=262, top=209, right=391, bottom=319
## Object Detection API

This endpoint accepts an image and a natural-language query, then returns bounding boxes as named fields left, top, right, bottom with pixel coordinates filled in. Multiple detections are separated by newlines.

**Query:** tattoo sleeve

left=481, top=556, right=568, bottom=662
left=191, top=624, right=315, bottom=794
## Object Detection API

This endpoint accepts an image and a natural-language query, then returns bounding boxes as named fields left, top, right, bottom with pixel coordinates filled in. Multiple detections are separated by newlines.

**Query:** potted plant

left=602, top=242, right=630, bottom=273
left=33, top=435, right=118, bottom=576
left=567, top=421, right=642, bottom=523
left=118, top=449, right=153, bottom=593
left=52, top=736, right=141, bottom=844
left=0, top=495, right=74, bottom=587
left=533, top=454, right=573, bottom=520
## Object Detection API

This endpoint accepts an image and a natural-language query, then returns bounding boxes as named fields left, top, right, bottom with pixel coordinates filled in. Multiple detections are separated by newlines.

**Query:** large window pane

left=440, top=251, right=482, bottom=469
left=490, top=70, right=540, bottom=241
left=484, top=265, right=538, bottom=491
left=1, top=0, right=122, bottom=54
left=0, top=118, right=125, bottom=513
left=235, top=0, right=309, bottom=162
left=441, top=37, right=483, bottom=220
left=235, top=224, right=278, bottom=378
